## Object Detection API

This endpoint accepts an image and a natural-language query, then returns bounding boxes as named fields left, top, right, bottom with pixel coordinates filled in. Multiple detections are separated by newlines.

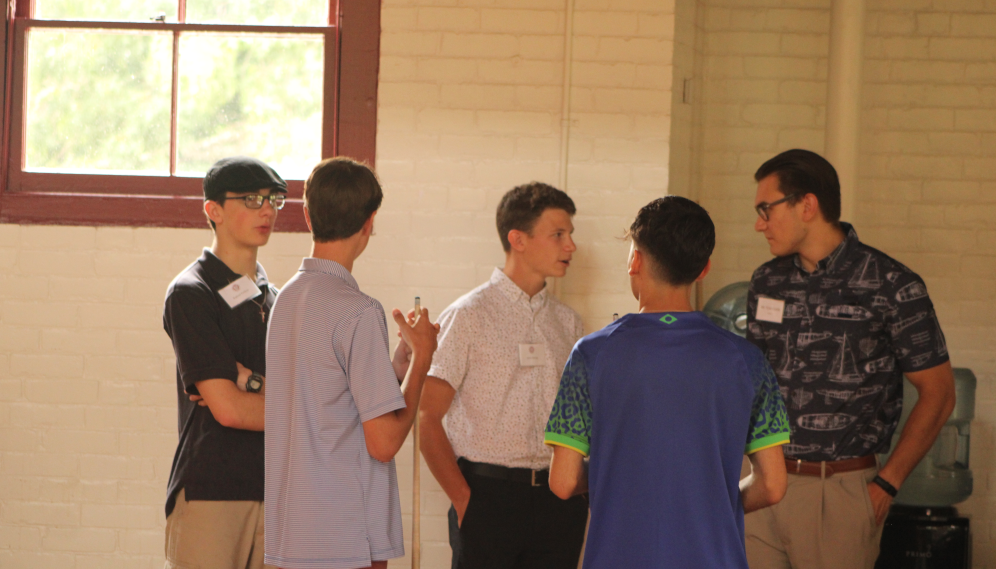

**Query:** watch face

left=247, top=376, right=263, bottom=392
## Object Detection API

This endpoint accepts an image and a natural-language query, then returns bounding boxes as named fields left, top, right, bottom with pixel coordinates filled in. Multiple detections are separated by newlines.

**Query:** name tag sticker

left=218, top=276, right=262, bottom=309
left=756, top=297, right=785, bottom=324
left=518, top=343, right=547, bottom=367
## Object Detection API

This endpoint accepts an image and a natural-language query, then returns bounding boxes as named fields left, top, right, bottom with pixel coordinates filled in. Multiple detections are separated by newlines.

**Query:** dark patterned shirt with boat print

left=747, top=223, right=949, bottom=462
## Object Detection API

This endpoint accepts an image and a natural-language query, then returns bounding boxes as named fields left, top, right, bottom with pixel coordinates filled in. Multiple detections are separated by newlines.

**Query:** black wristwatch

left=246, top=373, right=264, bottom=393
left=872, top=475, right=899, bottom=498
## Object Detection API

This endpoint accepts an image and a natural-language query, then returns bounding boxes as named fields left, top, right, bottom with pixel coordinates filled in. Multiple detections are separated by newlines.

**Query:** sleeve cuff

left=544, top=432, right=590, bottom=457
left=745, top=432, right=791, bottom=455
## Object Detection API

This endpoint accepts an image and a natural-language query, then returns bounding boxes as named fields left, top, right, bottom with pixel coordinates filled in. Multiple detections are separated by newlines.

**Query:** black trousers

left=448, top=461, right=589, bottom=569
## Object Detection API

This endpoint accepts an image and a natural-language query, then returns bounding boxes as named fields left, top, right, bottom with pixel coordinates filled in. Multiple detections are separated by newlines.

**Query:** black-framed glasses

left=755, top=194, right=798, bottom=221
left=226, top=193, right=287, bottom=210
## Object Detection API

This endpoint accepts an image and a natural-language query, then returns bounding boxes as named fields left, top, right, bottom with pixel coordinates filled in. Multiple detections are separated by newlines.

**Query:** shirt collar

left=300, top=257, right=359, bottom=291
left=489, top=267, right=549, bottom=311
left=792, top=222, right=859, bottom=275
left=199, top=248, right=270, bottom=291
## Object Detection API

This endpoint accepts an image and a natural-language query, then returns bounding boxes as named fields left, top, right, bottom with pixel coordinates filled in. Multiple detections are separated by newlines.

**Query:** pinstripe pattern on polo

left=264, top=258, right=407, bottom=569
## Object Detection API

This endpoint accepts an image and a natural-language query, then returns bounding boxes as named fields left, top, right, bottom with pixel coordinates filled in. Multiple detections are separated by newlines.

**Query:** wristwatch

left=246, top=373, right=264, bottom=393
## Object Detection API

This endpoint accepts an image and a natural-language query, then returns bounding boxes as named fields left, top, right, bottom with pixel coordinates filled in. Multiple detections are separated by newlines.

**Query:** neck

left=311, top=237, right=363, bottom=273
left=211, top=236, right=259, bottom=278
left=502, top=254, right=548, bottom=298
left=797, top=221, right=846, bottom=272
left=636, top=280, right=695, bottom=314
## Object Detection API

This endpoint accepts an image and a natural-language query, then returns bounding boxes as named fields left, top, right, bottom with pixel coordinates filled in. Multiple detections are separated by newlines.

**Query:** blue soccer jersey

left=545, top=312, right=789, bottom=569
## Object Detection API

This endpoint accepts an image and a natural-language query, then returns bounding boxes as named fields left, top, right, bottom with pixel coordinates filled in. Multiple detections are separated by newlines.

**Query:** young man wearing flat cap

left=162, top=156, right=287, bottom=569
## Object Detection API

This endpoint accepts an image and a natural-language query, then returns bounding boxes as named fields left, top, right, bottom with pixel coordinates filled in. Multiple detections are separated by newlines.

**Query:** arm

left=193, top=362, right=265, bottom=431
left=549, top=445, right=588, bottom=500
left=418, top=376, right=471, bottom=525
left=740, top=445, right=787, bottom=513
left=361, top=308, right=439, bottom=463
left=869, top=361, right=956, bottom=524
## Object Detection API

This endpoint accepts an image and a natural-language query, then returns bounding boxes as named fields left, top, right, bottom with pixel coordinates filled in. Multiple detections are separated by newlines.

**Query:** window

left=0, top=0, right=379, bottom=230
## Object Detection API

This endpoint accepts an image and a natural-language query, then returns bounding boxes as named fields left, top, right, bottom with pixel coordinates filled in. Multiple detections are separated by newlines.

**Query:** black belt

left=458, top=458, right=549, bottom=487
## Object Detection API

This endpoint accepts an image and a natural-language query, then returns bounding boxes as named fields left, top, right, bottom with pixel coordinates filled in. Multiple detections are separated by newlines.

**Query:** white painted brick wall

left=0, top=0, right=678, bottom=567
left=3, top=0, right=994, bottom=566
left=860, top=2, right=996, bottom=563
left=691, top=0, right=996, bottom=566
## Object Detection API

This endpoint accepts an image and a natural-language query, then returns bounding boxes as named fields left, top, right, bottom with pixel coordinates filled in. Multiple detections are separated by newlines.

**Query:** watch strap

left=246, top=373, right=264, bottom=393
left=872, top=475, right=898, bottom=498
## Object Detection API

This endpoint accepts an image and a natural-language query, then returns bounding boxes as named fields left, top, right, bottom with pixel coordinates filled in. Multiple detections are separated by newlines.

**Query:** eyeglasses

left=226, top=194, right=286, bottom=210
left=754, top=194, right=798, bottom=221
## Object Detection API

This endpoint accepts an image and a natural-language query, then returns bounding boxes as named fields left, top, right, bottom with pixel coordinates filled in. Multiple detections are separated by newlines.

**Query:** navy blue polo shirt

left=162, top=249, right=276, bottom=517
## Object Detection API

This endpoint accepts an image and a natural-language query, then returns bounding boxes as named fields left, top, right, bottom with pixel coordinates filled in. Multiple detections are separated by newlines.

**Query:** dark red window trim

left=0, top=0, right=379, bottom=231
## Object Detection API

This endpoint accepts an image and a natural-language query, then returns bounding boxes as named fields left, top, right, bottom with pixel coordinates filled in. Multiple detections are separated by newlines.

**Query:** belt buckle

left=531, top=470, right=540, bottom=487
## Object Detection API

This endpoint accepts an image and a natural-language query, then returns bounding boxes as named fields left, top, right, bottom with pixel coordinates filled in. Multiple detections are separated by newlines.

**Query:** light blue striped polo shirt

left=264, top=258, right=407, bottom=569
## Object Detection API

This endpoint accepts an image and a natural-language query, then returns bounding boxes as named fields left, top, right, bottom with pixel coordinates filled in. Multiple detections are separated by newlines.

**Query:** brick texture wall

left=0, top=0, right=679, bottom=567
left=695, top=0, right=831, bottom=296
left=859, top=1, right=996, bottom=562
left=378, top=0, right=677, bottom=565
left=1, top=0, right=994, bottom=567
left=694, top=0, right=996, bottom=565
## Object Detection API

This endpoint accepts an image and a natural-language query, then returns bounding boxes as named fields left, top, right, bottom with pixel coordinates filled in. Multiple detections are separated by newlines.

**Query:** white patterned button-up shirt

left=428, top=268, right=584, bottom=470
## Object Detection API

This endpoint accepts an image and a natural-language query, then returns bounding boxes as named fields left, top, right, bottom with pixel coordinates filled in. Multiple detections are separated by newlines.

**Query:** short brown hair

left=496, top=182, right=576, bottom=252
left=304, top=157, right=383, bottom=242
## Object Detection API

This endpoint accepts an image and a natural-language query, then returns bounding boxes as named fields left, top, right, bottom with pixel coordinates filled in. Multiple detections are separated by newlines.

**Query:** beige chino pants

left=745, top=467, right=884, bottom=569
left=164, top=488, right=276, bottom=569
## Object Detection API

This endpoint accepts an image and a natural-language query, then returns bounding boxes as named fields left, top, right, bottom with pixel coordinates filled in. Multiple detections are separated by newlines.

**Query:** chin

left=246, top=234, right=271, bottom=248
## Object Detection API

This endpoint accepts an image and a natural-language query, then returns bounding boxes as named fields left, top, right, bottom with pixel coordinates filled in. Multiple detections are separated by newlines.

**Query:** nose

left=260, top=199, right=277, bottom=216
left=754, top=214, right=766, bottom=232
left=565, top=234, right=577, bottom=253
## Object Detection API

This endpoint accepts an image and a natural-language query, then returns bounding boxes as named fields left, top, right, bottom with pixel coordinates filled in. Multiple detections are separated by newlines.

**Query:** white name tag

left=518, top=343, right=546, bottom=367
left=756, top=297, right=785, bottom=324
left=218, top=276, right=262, bottom=309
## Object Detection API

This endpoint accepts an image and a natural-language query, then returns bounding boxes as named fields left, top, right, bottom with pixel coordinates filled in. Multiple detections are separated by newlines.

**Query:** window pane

left=177, top=34, right=323, bottom=179
left=185, top=0, right=327, bottom=26
left=35, top=0, right=178, bottom=22
left=25, top=29, right=172, bottom=174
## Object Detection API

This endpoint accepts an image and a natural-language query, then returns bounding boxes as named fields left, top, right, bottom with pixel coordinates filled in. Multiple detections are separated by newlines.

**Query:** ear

left=204, top=200, right=224, bottom=227
left=303, top=205, right=313, bottom=234
left=362, top=210, right=378, bottom=236
left=695, top=259, right=711, bottom=282
left=799, top=194, right=821, bottom=223
left=627, top=247, right=642, bottom=276
left=507, top=229, right=528, bottom=253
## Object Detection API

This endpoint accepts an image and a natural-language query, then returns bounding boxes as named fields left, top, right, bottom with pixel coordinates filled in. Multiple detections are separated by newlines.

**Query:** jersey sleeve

left=342, top=304, right=406, bottom=423
left=743, top=345, right=791, bottom=455
left=544, top=346, right=592, bottom=457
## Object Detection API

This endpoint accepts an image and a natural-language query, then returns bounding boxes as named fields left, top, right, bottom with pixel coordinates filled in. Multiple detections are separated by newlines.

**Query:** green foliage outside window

left=25, top=0, right=326, bottom=179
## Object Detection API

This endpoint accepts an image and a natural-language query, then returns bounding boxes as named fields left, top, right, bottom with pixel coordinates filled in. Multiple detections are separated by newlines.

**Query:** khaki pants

left=745, top=467, right=884, bottom=569
left=165, top=488, right=275, bottom=569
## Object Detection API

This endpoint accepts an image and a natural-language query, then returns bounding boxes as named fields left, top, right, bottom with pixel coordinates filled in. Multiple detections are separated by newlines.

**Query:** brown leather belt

left=785, top=455, right=877, bottom=477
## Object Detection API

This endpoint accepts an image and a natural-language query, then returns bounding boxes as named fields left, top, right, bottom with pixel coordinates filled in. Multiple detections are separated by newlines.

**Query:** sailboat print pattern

left=746, top=223, right=949, bottom=462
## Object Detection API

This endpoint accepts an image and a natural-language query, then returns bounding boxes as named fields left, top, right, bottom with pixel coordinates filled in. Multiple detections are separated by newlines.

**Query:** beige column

left=824, top=0, right=866, bottom=223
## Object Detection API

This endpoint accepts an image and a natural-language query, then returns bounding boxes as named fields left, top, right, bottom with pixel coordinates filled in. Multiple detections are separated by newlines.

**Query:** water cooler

left=703, top=283, right=977, bottom=569
left=874, top=369, right=975, bottom=569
